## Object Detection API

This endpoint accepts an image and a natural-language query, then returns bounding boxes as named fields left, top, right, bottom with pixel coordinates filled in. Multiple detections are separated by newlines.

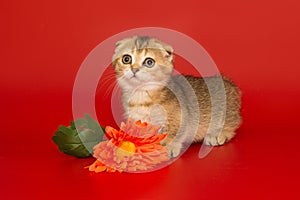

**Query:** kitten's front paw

left=203, top=134, right=227, bottom=146
left=166, top=142, right=183, bottom=158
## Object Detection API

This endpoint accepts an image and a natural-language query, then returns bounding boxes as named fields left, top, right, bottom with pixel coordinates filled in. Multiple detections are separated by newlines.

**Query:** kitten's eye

left=122, top=55, right=132, bottom=64
left=143, top=58, right=155, bottom=68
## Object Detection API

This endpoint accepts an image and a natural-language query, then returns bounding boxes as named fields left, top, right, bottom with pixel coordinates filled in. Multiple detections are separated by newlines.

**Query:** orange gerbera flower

left=87, top=119, right=170, bottom=173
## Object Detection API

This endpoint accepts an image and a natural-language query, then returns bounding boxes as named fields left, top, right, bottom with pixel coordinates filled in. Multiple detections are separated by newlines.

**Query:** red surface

left=1, top=0, right=300, bottom=199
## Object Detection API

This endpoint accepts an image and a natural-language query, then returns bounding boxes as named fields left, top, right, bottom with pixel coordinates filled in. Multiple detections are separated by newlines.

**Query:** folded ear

left=156, top=40, right=174, bottom=62
left=112, top=37, right=135, bottom=66
left=161, top=42, right=174, bottom=56
left=115, top=37, right=132, bottom=51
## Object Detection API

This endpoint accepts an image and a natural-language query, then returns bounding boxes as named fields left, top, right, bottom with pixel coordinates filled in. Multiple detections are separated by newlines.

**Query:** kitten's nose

left=131, top=68, right=140, bottom=74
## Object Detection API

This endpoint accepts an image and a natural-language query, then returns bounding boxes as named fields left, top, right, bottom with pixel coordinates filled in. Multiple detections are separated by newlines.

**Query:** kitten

left=112, top=36, right=242, bottom=157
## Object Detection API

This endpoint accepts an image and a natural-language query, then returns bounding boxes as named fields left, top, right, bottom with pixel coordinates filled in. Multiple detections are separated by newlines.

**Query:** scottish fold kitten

left=112, top=36, right=241, bottom=157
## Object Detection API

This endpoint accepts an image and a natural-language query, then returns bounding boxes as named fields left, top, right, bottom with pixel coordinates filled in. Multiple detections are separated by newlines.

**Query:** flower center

left=116, top=141, right=136, bottom=157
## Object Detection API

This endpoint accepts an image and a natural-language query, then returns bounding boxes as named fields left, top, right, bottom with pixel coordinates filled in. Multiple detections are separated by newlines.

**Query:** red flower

left=87, top=119, right=170, bottom=173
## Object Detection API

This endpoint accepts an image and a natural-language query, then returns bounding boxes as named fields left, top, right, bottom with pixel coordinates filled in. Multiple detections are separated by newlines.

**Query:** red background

left=1, top=0, right=300, bottom=199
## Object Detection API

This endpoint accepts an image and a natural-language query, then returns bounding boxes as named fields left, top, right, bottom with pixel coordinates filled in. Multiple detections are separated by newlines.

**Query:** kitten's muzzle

left=131, top=67, right=140, bottom=75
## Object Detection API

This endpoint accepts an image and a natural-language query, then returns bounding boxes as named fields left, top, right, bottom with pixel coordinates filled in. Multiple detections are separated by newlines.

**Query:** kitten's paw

left=203, top=134, right=227, bottom=146
left=166, top=142, right=183, bottom=158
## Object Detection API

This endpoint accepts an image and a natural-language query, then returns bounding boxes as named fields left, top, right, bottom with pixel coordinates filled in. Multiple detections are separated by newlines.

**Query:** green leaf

left=74, top=118, right=88, bottom=127
left=84, top=114, right=104, bottom=136
left=70, top=121, right=76, bottom=129
left=52, top=115, right=105, bottom=158
left=56, top=143, right=91, bottom=158
left=58, top=125, right=74, bottom=135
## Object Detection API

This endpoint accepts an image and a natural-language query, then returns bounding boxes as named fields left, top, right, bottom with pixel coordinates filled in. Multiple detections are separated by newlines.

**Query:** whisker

left=96, top=70, right=124, bottom=99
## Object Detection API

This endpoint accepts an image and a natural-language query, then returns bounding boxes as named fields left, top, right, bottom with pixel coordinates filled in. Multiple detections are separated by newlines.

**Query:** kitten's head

left=112, top=36, right=174, bottom=91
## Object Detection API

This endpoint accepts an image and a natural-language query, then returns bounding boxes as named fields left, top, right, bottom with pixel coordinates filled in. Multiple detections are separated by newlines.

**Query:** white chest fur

left=123, top=90, right=167, bottom=126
